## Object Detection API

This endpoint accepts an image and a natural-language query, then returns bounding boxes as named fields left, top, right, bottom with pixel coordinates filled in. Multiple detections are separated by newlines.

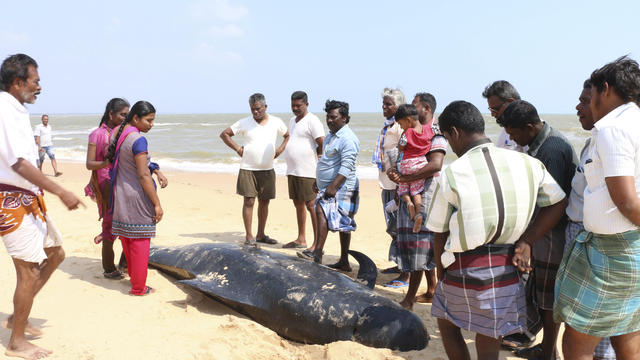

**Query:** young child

left=394, top=104, right=430, bottom=226
left=106, top=101, right=163, bottom=296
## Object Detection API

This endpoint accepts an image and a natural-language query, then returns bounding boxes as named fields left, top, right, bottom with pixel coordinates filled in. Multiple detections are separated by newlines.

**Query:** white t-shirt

left=34, top=123, right=53, bottom=147
left=378, top=121, right=403, bottom=190
left=0, top=92, right=40, bottom=193
left=584, top=102, right=640, bottom=234
left=285, top=112, right=325, bottom=178
left=230, top=114, right=288, bottom=171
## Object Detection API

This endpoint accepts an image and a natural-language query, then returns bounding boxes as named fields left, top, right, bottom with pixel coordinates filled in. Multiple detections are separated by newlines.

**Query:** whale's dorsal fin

left=179, top=278, right=256, bottom=307
left=348, top=250, right=377, bottom=289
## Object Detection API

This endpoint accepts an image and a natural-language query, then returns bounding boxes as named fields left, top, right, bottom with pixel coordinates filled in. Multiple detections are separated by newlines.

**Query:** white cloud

left=207, top=24, right=245, bottom=38
left=187, top=0, right=248, bottom=22
left=194, top=42, right=243, bottom=65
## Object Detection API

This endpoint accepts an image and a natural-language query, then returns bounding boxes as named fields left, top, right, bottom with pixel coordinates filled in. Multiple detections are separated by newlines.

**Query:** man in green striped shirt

left=426, top=100, right=567, bottom=360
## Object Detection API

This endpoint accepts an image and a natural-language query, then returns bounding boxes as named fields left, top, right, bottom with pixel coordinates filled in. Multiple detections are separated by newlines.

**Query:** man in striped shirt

left=426, top=100, right=567, bottom=360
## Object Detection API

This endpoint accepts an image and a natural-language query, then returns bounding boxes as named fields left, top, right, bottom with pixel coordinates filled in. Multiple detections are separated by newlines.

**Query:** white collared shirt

left=0, top=92, right=40, bottom=192
left=583, top=102, right=640, bottom=234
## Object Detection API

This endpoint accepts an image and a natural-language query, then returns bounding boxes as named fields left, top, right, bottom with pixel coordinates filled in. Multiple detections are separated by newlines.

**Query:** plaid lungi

left=554, top=229, right=640, bottom=337
left=532, top=225, right=565, bottom=310
left=316, top=181, right=359, bottom=233
left=431, top=244, right=527, bottom=339
left=395, top=196, right=434, bottom=272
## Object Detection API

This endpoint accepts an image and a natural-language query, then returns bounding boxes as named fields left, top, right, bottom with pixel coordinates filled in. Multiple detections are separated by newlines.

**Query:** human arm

left=134, top=153, right=163, bottom=223
left=512, top=197, right=568, bottom=272
left=606, top=176, right=640, bottom=226
left=219, top=127, right=243, bottom=157
left=35, top=136, right=41, bottom=151
left=274, top=131, right=289, bottom=158
left=433, top=231, right=449, bottom=280
left=315, top=136, right=324, bottom=157
left=85, top=143, right=110, bottom=170
left=388, top=150, right=445, bottom=183
left=153, top=169, right=168, bottom=188
left=12, top=159, right=83, bottom=210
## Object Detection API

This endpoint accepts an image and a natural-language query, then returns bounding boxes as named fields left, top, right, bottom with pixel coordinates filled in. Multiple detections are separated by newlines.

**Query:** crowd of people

left=1, top=51, right=639, bottom=360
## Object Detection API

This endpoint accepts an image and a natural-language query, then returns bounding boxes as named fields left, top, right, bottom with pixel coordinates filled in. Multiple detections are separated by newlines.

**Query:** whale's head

left=353, top=305, right=428, bottom=351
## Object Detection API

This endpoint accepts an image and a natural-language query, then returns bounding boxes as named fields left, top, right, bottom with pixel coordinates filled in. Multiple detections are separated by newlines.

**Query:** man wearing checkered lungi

left=297, top=100, right=360, bottom=271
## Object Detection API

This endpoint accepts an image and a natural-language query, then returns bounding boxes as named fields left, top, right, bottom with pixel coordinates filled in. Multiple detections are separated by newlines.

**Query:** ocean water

left=31, top=112, right=589, bottom=179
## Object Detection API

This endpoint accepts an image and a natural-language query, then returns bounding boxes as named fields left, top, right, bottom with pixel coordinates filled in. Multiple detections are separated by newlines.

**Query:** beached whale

left=148, top=243, right=428, bottom=351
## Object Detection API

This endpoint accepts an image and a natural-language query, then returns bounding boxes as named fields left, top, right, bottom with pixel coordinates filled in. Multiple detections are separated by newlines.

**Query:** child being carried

left=394, top=104, right=430, bottom=227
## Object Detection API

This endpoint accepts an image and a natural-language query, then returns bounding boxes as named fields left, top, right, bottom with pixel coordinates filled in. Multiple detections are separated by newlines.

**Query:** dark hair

left=438, top=100, right=485, bottom=135
left=497, top=100, right=541, bottom=128
left=100, top=98, right=130, bottom=126
left=291, top=91, right=308, bottom=103
left=0, top=54, right=38, bottom=91
left=590, top=55, right=640, bottom=105
left=481, top=80, right=521, bottom=101
left=583, top=79, right=593, bottom=89
left=394, top=104, right=418, bottom=120
left=106, top=101, right=156, bottom=162
left=249, top=93, right=266, bottom=105
left=41, top=114, right=48, bottom=119
left=324, top=99, right=350, bottom=123
left=414, top=92, right=437, bottom=113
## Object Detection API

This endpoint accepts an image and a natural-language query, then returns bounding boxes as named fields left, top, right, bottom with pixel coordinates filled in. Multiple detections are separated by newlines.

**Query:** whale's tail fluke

left=348, top=250, right=377, bottom=289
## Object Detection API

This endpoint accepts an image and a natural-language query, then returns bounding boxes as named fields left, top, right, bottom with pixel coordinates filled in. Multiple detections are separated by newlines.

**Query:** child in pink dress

left=395, top=104, right=431, bottom=225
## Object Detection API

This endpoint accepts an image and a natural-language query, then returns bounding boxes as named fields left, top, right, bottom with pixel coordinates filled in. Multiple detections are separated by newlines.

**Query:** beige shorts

left=287, top=175, right=316, bottom=202
left=236, top=169, right=276, bottom=199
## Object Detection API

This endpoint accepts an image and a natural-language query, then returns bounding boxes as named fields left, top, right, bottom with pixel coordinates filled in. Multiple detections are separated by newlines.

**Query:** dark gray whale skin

left=148, top=243, right=428, bottom=351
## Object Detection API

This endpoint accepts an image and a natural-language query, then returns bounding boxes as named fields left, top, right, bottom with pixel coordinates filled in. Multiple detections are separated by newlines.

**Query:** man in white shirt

left=282, top=91, right=324, bottom=250
left=555, top=56, right=640, bottom=359
left=220, top=93, right=289, bottom=245
left=33, top=114, right=61, bottom=176
left=482, top=80, right=527, bottom=152
left=0, top=54, right=82, bottom=359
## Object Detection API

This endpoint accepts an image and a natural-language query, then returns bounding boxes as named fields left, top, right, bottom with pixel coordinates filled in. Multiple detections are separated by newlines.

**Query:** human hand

left=156, top=172, right=168, bottom=188
left=312, top=181, right=318, bottom=193
left=236, top=147, right=244, bottom=157
left=386, top=168, right=400, bottom=183
left=436, top=262, right=445, bottom=281
left=324, top=183, right=337, bottom=198
left=512, top=241, right=532, bottom=272
left=153, top=205, right=163, bottom=223
left=59, top=190, right=85, bottom=210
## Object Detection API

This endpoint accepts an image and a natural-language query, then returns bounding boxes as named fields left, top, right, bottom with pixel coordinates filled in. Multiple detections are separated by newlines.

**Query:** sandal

left=256, top=235, right=277, bottom=244
left=282, top=241, right=305, bottom=249
left=103, top=270, right=124, bottom=280
left=130, top=286, right=155, bottom=296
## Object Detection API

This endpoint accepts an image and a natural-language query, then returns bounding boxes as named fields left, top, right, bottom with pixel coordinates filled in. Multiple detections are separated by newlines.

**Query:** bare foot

left=6, top=339, right=52, bottom=359
left=415, top=292, right=434, bottom=304
left=3, top=317, right=43, bottom=336
left=398, top=298, right=414, bottom=311
left=408, top=202, right=416, bottom=220
left=412, top=214, right=423, bottom=233
left=327, top=261, right=352, bottom=272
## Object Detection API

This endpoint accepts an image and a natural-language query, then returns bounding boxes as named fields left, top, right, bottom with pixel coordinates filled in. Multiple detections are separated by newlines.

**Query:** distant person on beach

left=555, top=56, right=640, bottom=359
left=372, top=88, right=408, bottom=287
left=387, top=93, right=446, bottom=308
left=499, top=100, right=577, bottom=359
left=297, top=100, right=359, bottom=271
left=85, top=98, right=130, bottom=280
left=282, top=91, right=324, bottom=250
left=482, top=80, right=525, bottom=152
left=220, top=93, right=289, bottom=245
left=106, top=101, right=163, bottom=296
left=561, top=79, right=616, bottom=360
left=0, top=53, right=83, bottom=359
left=427, top=100, right=567, bottom=360
left=34, top=114, right=62, bottom=176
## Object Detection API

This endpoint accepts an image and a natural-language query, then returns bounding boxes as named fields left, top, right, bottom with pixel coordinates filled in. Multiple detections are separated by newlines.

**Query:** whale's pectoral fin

left=348, top=250, right=377, bottom=289
left=179, top=278, right=256, bottom=307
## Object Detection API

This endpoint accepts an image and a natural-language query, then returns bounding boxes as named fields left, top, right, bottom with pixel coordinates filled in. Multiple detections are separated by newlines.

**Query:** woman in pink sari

left=85, top=98, right=129, bottom=279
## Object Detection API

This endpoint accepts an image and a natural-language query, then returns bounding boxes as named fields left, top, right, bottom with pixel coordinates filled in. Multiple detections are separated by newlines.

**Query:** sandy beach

left=0, top=161, right=534, bottom=359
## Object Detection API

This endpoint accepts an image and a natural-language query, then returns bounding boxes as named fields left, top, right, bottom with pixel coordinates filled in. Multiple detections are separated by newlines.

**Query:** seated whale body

left=148, top=243, right=428, bottom=351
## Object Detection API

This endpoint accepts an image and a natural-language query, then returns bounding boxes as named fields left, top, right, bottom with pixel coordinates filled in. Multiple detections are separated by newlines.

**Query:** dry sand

left=0, top=162, right=538, bottom=359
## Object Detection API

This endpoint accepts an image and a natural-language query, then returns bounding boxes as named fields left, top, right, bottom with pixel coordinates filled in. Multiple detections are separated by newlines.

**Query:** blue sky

left=2, top=0, right=639, bottom=114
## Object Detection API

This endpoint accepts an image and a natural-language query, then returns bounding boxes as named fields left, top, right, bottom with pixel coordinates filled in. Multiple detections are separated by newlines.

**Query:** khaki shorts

left=287, top=175, right=316, bottom=202
left=237, top=169, right=276, bottom=199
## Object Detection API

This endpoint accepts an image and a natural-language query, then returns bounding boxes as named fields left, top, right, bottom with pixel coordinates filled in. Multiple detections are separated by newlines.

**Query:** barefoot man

left=0, top=54, right=83, bottom=359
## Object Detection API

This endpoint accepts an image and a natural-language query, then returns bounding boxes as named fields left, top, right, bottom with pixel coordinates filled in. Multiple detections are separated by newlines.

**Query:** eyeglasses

left=488, top=102, right=506, bottom=113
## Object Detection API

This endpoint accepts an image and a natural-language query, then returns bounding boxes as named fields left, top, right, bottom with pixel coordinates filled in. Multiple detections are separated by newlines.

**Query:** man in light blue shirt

left=298, top=100, right=359, bottom=271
